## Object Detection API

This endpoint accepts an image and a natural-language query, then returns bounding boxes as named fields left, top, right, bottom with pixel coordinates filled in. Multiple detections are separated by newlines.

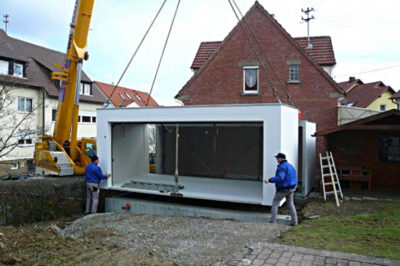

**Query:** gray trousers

left=270, top=190, right=298, bottom=225
left=85, top=182, right=100, bottom=214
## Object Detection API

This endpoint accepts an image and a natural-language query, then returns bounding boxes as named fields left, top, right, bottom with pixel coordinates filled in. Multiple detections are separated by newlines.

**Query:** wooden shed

left=316, top=110, right=400, bottom=191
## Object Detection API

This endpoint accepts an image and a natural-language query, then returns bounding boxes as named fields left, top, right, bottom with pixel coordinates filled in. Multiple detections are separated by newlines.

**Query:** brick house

left=175, top=1, right=344, bottom=155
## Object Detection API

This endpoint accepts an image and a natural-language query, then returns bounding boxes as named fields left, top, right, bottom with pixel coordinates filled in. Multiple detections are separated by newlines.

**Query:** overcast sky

left=2, top=0, right=400, bottom=105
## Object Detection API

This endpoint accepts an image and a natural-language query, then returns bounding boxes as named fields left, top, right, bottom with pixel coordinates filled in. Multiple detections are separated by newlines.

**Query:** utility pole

left=301, top=7, right=315, bottom=48
left=3, top=14, right=9, bottom=33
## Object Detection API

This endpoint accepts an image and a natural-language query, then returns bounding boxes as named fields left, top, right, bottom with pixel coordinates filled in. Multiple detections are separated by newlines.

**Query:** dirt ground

left=1, top=198, right=394, bottom=266
left=0, top=213, right=289, bottom=266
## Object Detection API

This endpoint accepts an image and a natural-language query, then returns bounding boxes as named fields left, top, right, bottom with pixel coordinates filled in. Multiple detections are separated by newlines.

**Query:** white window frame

left=10, top=162, right=19, bottom=170
left=380, top=104, right=386, bottom=111
left=13, top=63, right=24, bottom=78
left=17, top=97, right=33, bottom=113
left=288, top=64, right=300, bottom=83
left=243, top=66, right=259, bottom=94
left=119, top=93, right=125, bottom=100
left=0, top=60, right=9, bottom=75
left=125, top=93, right=132, bottom=100
left=80, top=82, right=92, bottom=96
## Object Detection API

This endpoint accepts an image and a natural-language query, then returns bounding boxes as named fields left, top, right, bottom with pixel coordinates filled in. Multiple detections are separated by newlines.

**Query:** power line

left=336, top=64, right=400, bottom=77
left=227, top=0, right=282, bottom=103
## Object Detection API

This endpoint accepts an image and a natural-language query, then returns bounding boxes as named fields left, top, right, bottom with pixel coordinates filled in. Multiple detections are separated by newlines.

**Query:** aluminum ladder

left=320, top=151, right=343, bottom=207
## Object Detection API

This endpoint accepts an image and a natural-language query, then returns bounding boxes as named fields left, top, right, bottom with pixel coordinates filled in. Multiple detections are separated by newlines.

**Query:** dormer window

left=119, top=93, right=125, bottom=100
left=0, top=60, right=9, bottom=75
left=13, top=63, right=23, bottom=77
left=135, top=93, right=144, bottom=102
left=125, top=93, right=132, bottom=99
left=79, top=82, right=92, bottom=96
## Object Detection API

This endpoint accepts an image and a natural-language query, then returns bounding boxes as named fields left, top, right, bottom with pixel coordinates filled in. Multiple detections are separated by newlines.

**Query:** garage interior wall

left=155, top=123, right=263, bottom=181
left=112, top=124, right=149, bottom=186
left=112, top=122, right=263, bottom=184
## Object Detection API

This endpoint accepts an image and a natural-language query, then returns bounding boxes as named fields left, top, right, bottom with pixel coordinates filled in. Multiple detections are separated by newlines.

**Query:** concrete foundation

left=105, top=196, right=292, bottom=225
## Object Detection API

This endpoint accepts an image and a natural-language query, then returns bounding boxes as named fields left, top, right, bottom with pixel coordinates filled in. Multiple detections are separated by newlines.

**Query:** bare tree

left=0, top=83, right=44, bottom=160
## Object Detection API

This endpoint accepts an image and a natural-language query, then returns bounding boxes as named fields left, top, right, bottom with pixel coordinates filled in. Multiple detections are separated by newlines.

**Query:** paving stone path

left=237, top=243, right=400, bottom=266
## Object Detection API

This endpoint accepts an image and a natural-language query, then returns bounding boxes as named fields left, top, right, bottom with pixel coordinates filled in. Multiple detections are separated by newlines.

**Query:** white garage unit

left=96, top=104, right=315, bottom=206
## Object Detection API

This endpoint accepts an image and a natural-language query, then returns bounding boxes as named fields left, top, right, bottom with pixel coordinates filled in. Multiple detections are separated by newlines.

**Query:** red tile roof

left=338, top=79, right=364, bottom=92
left=190, top=41, right=222, bottom=70
left=190, top=36, right=335, bottom=70
left=344, top=81, right=395, bottom=108
left=94, top=81, right=159, bottom=107
left=293, top=36, right=336, bottom=66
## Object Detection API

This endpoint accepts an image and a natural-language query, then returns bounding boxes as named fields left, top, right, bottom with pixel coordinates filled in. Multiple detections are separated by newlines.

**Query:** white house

left=0, top=29, right=107, bottom=174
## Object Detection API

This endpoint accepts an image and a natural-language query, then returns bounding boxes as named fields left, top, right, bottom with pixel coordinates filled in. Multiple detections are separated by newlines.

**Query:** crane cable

left=227, top=0, right=281, bottom=103
left=146, top=0, right=181, bottom=106
left=229, top=0, right=297, bottom=106
left=232, top=0, right=295, bottom=106
left=108, top=0, right=168, bottom=103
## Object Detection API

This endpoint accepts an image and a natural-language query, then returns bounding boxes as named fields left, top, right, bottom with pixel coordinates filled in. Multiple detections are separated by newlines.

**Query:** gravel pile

left=62, top=213, right=290, bottom=265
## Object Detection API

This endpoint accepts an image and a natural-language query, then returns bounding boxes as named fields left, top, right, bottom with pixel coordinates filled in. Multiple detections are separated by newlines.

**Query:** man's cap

left=91, top=155, right=99, bottom=162
left=275, top=153, right=286, bottom=159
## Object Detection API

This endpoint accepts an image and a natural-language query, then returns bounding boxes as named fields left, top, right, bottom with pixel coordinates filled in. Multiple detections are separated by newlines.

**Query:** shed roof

left=316, top=109, right=400, bottom=136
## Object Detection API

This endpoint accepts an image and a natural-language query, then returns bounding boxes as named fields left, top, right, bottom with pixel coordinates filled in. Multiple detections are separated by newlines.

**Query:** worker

left=84, top=155, right=111, bottom=214
left=264, top=153, right=298, bottom=226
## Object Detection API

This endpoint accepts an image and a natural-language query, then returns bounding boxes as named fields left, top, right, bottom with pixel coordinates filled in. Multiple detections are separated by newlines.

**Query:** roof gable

left=178, top=1, right=343, bottom=100
left=344, top=81, right=395, bottom=108
left=94, top=81, right=159, bottom=107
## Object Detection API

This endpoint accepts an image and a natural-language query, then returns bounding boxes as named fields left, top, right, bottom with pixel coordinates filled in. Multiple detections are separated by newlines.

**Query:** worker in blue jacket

left=264, top=153, right=298, bottom=225
left=84, top=155, right=111, bottom=214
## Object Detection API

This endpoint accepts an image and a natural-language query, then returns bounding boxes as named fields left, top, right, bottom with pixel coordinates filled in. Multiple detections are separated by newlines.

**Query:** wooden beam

left=345, top=125, right=400, bottom=130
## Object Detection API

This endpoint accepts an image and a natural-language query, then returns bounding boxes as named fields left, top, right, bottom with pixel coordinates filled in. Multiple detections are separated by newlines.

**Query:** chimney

left=349, top=76, right=356, bottom=82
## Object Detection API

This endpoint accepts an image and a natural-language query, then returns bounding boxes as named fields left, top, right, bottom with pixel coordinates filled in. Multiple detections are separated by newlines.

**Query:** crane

left=34, top=0, right=96, bottom=176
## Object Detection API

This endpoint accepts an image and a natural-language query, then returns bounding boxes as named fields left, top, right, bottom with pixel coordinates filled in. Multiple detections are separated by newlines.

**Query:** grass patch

left=277, top=200, right=400, bottom=260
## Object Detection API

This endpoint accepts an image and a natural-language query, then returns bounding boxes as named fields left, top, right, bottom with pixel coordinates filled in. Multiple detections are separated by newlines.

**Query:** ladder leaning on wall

left=320, top=151, right=344, bottom=207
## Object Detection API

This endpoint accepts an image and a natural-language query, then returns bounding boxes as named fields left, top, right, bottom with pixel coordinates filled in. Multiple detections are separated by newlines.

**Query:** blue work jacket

left=268, top=160, right=297, bottom=190
left=85, top=163, right=107, bottom=184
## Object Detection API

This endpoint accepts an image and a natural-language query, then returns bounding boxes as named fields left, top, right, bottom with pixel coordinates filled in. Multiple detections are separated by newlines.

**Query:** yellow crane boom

left=35, top=0, right=96, bottom=176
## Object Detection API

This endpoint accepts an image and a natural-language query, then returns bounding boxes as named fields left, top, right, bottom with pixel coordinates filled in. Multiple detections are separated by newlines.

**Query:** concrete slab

left=110, top=173, right=264, bottom=205
left=105, top=196, right=292, bottom=224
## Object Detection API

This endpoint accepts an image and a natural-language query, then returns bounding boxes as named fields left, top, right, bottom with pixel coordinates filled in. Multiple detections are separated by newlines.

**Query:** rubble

left=62, top=213, right=290, bottom=265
